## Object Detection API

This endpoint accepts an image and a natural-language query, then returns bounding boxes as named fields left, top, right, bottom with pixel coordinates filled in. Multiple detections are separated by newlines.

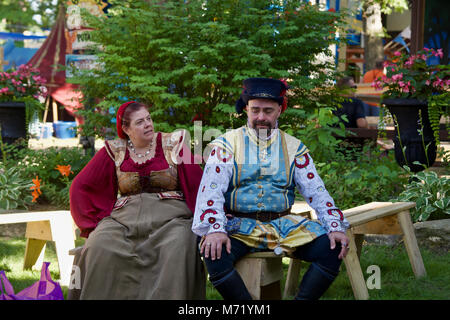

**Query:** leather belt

left=121, top=187, right=171, bottom=196
left=227, top=208, right=291, bottom=222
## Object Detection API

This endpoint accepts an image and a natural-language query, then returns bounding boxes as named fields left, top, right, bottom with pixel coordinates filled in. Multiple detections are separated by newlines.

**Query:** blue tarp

left=1, top=40, right=39, bottom=71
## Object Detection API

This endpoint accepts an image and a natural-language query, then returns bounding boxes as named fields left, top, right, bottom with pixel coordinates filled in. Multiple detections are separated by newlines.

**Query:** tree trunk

left=363, top=1, right=384, bottom=71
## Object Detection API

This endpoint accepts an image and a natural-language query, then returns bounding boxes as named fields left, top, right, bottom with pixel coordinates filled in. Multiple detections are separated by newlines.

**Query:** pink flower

left=436, top=48, right=443, bottom=59
left=433, top=78, right=444, bottom=88
left=425, top=80, right=431, bottom=85
left=392, top=73, right=403, bottom=81
left=371, top=80, right=383, bottom=90
left=394, top=51, right=402, bottom=56
left=423, top=47, right=430, bottom=52
left=405, top=58, right=414, bottom=67
left=0, top=87, right=9, bottom=94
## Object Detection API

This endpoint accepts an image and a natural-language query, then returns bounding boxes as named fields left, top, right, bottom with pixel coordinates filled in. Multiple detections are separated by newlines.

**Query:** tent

left=27, top=5, right=83, bottom=124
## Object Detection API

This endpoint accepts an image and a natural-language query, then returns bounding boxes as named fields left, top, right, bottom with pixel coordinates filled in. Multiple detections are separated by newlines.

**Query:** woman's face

left=122, top=107, right=154, bottom=145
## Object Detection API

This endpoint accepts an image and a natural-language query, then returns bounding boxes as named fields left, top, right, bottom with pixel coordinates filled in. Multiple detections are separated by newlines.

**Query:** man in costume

left=192, top=78, right=350, bottom=300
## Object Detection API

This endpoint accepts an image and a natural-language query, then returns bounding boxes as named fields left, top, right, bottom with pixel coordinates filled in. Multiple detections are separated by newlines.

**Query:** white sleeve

left=293, top=153, right=350, bottom=233
left=192, top=145, right=234, bottom=237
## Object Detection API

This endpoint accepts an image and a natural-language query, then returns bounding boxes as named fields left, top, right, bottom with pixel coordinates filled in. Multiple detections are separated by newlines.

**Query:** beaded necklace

left=128, top=139, right=153, bottom=158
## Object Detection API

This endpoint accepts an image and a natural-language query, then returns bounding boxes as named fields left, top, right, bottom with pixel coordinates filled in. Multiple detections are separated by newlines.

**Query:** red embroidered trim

left=327, top=209, right=344, bottom=221
left=294, top=154, right=310, bottom=168
left=200, top=209, right=217, bottom=222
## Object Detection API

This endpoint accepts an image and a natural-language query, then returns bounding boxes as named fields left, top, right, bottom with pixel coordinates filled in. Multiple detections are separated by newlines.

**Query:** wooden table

left=0, top=211, right=76, bottom=286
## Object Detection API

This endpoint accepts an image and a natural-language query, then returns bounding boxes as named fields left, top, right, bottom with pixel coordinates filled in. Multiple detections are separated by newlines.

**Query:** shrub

left=73, top=0, right=350, bottom=158
left=1, top=143, right=92, bottom=209
left=312, top=145, right=409, bottom=210
left=0, top=165, right=34, bottom=210
left=393, top=167, right=450, bottom=222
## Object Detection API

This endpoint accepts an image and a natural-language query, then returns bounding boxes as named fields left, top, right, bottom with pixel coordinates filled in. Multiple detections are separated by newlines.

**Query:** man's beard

left=251, top=120, right=274, bottom=139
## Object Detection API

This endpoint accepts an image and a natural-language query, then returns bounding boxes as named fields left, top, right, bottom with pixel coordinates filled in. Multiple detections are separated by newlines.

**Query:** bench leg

left=50, top=215, right=76, bottom=287
left=397, top=210, right=426, bottom=278
left=354, top=234, right=364, bottom=259
left=235, top=257, right=283, bottom=300
left=235, top=258, right=262, bottom=299
left=343, top=229, right=369, bottom=300
left=23, top=238, right=46, bottom=270
left=283, top=258, right=301, bottom=299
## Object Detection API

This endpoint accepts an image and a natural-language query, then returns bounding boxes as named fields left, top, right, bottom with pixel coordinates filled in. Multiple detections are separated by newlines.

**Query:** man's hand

left=200, top=232, right=231, bottom=260
left=328, top=231, right=350, bottom=259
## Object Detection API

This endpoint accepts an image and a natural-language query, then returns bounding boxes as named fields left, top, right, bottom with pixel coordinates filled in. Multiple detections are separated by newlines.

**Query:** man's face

left=343, top=79, right=357, bottom=97
left=246, top=99, right=282, bottom=135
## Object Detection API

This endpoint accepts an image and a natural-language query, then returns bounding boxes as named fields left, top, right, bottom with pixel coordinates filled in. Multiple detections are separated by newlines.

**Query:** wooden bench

left=234, top=201, right=313, bottom=300
left=342, top=201, right=425, bottom=299
left=235, top=201, right=425, bottom=300
left=0, top=210, right=76, bottom=286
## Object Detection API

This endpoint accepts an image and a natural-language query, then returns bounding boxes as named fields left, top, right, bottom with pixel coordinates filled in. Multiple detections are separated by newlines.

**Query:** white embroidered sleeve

left=192, top=145, right=234, bottom=237
left=293, top=153, right=350, bottom=233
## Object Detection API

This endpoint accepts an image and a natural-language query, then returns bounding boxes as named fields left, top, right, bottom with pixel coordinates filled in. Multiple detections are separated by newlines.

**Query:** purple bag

left=0, top=262, right=64, bottom=300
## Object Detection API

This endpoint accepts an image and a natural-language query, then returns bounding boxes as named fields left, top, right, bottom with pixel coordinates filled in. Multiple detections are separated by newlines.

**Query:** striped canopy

left=28, top=5, right=67, bottom=94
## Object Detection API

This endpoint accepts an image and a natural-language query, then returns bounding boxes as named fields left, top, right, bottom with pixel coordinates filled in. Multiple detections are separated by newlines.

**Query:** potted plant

left=372, top=48, right=449, bottom=172
left=0, top=64, right=47, bottom=144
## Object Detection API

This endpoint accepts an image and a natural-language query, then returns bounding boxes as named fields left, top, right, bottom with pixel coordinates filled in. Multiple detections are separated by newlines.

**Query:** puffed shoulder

left=104, top=138, right=127, bottom=165
left=160, top=129, right=190, bottom=166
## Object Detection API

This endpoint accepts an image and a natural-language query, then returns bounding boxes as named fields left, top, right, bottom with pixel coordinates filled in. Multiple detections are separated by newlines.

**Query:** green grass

left=320, top=243, right=450, bottom=300
left=1, top=236, right=448, bottom=300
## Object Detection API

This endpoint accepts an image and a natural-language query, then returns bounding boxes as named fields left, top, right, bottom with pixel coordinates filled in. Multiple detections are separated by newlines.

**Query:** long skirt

left=67, top=193, right=205, bottom=300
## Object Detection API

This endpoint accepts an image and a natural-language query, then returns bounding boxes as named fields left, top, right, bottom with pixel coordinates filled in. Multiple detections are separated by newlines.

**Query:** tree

left=74, top=0, right=350, bottom=161
left=0, top=0, right=61, bottom=33
left=362, top=0, right=408, bottom=71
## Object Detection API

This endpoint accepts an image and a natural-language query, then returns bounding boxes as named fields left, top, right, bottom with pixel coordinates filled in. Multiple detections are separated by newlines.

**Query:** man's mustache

left=253, top=121, right=272, bottom=128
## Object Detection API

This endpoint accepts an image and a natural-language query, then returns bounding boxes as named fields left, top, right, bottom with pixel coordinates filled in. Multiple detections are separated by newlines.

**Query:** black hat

left=235, top=77, right=289, bottom=114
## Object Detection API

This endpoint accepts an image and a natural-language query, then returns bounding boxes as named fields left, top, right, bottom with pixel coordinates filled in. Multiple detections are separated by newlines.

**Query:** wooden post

left=343, top=229, right=369, bottom=300
left=283, top=259, right=301, bottom=299
left=24, top=220, right=53, bottom=270
left=49, top=213, right=76, bottom=286
left=42, top=96, right=50, bottom=123
left=397, top=210, right=427, bottom=278
left=235, top=253, right=283, bottom=300
left=235, top=258, right=262, bottom=299
left=410, top=0, right=426, bottom=54
left=0, top=47, right=9, bottom=71
left=52, top=99, right=59, bottom=122
left=24, top=239, right=47, bottom=271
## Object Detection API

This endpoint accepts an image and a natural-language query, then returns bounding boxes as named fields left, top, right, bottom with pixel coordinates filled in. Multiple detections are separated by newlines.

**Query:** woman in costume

left=68, top=101, right=205, bottom=300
